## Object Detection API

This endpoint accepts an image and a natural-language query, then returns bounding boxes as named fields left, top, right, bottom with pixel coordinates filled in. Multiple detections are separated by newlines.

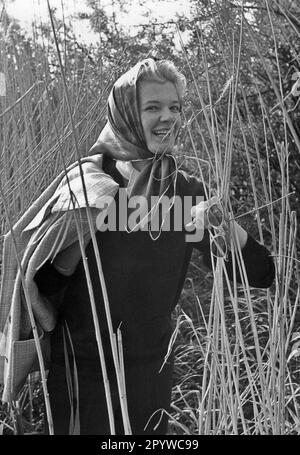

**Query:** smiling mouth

left=152, top=129, right=172, bottom=138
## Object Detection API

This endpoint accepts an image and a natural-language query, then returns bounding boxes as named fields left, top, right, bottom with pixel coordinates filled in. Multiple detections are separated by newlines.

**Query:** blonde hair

left=136, top=58, right=187, bottom=103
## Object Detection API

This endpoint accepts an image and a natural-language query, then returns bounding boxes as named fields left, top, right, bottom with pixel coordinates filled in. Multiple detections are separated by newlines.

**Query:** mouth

left=152, top=129, right=172, bottom=138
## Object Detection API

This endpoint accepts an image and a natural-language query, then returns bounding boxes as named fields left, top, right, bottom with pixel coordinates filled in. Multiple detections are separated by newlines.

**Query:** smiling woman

left=134, top=60, right=185, bottom=166
left=2, top=58, right=275, bottom=435
left=138, top=81, right=182, bottom=157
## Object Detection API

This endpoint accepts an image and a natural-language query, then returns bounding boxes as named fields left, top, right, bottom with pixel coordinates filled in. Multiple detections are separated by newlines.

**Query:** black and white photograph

left=0, top=0, right=299, bottom=440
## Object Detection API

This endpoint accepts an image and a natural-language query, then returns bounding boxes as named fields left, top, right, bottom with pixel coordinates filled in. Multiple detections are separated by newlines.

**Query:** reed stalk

left=0, top=180, right=54, bottom=434
left=45, top=0, right=131, bottom=435
left=172, top=1, right=299, bottom=435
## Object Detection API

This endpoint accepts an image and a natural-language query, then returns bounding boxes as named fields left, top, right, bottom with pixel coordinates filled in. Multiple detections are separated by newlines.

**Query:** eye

left=145, top=105, right=158, bottom=111
left=170, top=105, right=181, bottom=113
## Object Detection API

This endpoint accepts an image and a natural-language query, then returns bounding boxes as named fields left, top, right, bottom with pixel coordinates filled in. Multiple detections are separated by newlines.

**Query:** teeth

left=153, top=130, right=170, bottom=136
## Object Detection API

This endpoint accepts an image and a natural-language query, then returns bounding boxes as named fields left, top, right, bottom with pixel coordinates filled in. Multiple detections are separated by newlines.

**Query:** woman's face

left=138, top=80, right=181, bottom=155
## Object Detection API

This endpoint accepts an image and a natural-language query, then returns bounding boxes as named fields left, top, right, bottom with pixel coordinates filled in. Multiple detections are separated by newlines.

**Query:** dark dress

left=35, top=156, right=275, bottom=435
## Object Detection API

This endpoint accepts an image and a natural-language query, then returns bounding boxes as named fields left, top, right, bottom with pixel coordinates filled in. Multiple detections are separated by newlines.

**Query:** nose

left=159, top=107, right=174, bottom=122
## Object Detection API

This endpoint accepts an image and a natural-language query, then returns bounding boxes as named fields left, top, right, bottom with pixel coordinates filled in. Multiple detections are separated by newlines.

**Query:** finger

left=208, top=196, right=219, bottom=205
left=191, top=201, right=207, bottom=218
left=194, top=207, right=206, bottom=230
left=195, top=217, right=205, bottom=231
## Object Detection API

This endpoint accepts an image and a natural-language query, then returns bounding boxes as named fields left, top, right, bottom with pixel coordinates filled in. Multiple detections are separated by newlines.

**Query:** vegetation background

left=0, top=0, right=299, bottom=435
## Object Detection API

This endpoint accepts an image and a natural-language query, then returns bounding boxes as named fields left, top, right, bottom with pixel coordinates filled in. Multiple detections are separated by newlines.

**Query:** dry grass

left=0, top=0, right=299, bottom=435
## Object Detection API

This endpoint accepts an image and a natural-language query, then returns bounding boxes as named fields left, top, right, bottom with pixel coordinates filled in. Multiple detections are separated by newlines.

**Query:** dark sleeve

left=192, top=231, right=275, bottom=288
left=235, top=234, right=275, bottom=288
left=34, top=260, right=70, bottom=296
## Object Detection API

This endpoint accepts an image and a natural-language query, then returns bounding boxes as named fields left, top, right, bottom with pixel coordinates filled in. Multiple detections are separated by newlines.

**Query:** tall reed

left=0, top=2, right=130, bottom=434
left=170, top=1, right=299, bottom=435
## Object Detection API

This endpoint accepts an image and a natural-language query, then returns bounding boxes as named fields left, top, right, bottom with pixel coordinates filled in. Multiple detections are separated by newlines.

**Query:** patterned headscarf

left=89, top=58, right=181, bottom=233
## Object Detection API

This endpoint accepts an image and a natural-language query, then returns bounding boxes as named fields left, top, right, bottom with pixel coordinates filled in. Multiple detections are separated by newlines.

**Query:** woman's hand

left=189, top=197, right=248, bottom=250
left=190, top=196, right=218, bottom=233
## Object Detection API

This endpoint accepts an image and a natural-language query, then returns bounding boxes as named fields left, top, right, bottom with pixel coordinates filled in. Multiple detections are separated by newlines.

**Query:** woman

left=34, top=58, right=275, bottom=435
